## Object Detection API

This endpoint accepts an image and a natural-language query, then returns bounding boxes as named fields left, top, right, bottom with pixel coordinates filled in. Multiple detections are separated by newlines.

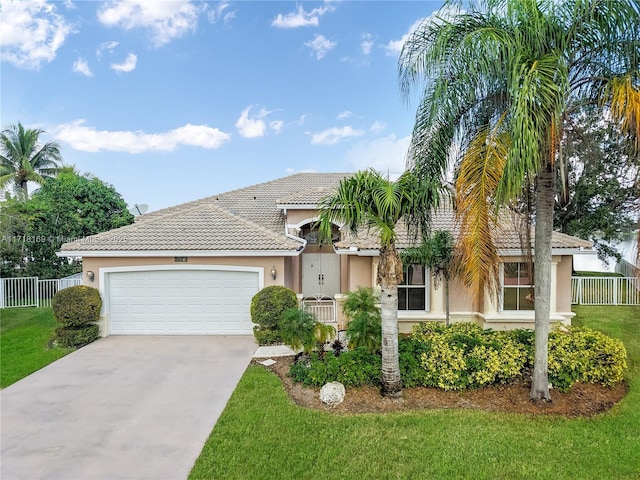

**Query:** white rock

left=320, top=382, right=346, bottom=406
left=259, top=359, right=276, bottom=366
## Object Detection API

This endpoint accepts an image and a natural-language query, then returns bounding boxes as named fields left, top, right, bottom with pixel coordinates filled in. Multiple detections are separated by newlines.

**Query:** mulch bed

left=257, top=356, right=628, bottom=418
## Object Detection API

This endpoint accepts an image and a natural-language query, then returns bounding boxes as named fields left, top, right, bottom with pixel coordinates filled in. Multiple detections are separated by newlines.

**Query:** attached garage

left=105, top=267, right=261, bottom=335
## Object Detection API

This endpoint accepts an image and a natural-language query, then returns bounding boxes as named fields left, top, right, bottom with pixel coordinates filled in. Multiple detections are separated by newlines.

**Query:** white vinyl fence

left=0, top=276, right=83, bottom=309
left=571, top=276, right=640, bottom=306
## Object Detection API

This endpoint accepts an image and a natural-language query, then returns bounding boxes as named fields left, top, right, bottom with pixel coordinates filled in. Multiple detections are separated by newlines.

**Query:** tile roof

left=59, top=172, right=591, bottom=254
left=335, top=204, right=592, bottom=251
left=60, top=173, right=350, bottom=253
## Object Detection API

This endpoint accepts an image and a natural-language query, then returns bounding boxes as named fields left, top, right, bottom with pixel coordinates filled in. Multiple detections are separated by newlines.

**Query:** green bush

left=342, top=287, right=382, bottom=353
left=251, top=286, right=298, bottom=345
left=548, top=326, right=627, bottom=392
left=287, top=321, right=627, bottom=392
left=54, top=325, right=100, bottom=348
left=280, top=308, right=335, bottom=353
left=52, top=285, right=102, bottom=328
left=289, top=347, right=381, bottom=387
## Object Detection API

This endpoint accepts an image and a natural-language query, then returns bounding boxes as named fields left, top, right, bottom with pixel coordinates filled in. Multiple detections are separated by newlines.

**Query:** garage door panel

left=108, top=269, right=259, bottom=335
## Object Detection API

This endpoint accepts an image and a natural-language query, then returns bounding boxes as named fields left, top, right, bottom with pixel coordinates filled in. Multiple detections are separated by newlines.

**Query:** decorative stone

left=259, top=359, right=276, bottom=366
left=320, top=382, right=346, bottom=406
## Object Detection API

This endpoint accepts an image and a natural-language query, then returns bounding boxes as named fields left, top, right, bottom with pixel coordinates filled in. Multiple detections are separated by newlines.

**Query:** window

left=502, top=262, right=534, bottom=311
left=398, top=264, right=428, bottom=311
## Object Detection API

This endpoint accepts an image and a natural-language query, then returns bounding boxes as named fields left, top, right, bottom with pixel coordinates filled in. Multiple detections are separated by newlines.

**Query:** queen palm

left=399, top=0, right=639, bottom=401
left=0, top=123, right=61, bottom=199
left=317, top=169, right=440, bottom=397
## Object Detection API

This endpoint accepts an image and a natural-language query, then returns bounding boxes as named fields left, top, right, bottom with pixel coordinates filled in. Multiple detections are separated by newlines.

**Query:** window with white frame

left=502, top=262, right=534, bottom=311
left=398, top=264, right=429, bottom=311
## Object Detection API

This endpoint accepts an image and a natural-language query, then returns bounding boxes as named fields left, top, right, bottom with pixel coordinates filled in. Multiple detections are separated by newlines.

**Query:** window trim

left=501, top=262, right=534, bottom=312
left=397, top=264, right=430, bottom=312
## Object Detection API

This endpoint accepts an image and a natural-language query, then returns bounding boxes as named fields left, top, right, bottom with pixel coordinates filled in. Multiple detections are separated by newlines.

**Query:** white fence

left=0, top=277, right=83, bottom=309
left=301, top=297, right=337, bottom=323
left=571, top=276, right=640, bottom=306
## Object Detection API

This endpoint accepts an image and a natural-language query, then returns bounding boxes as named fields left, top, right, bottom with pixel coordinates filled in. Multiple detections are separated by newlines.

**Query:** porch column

left=550, top=260, right=558, bottom=314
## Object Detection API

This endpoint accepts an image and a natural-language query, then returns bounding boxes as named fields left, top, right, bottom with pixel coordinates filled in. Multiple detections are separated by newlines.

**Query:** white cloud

left=55, top=120, right=230, bottom=153
left=361, top=33, right=374, bottom=55
left=235, top=106, right=272, bottom=138
left=305, top=34, right=336, bottom=60
left=0, top=0, right=73, bottom=70
left=207, top=2, right=236, bottom=24
left=370, top=121, right=387, bottom=132
left=271, top=3, right=335, bottom=28
left=285, top=167, right=318, bottom=174
left=385, top=6, right=462, bottom=56
left=97, top=0, right=200, bottom=47
left=96, top=40, right=119, bottom=58
left=384, top=19, right=423, bottom=56
left=311, top=126, right=365, bottom=145
left=72, top=57, right=92, bottom=77
left=111, top=53, right=137, bottom=72
left=269, top=120, right=284, bottom=134
left=337, top=111, right=352, bottom=120
left=344, top=134, right=410, bottom=178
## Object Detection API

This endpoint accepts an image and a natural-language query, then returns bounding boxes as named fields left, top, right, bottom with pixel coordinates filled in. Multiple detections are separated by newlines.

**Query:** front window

left=502, top=262, right=534, bottom=311
left=398, top=264, right=428, bottom=311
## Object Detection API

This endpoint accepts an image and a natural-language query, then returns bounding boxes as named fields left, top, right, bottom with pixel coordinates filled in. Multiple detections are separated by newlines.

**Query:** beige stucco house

left=58, top=172, right=591, bottom=337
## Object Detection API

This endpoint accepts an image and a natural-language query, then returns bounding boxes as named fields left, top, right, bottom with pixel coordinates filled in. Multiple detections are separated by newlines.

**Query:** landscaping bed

left=262, top=356, right=628, bottom=417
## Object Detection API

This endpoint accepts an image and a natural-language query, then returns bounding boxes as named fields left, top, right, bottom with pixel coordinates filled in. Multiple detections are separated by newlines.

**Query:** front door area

left=302, top=253, right=340, bottom=298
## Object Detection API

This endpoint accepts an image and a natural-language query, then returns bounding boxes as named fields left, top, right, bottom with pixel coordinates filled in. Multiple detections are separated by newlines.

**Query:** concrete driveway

left=1, top=336, right=257, bottom=480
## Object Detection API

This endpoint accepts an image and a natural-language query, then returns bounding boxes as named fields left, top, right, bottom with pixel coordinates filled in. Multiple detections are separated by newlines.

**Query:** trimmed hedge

left=251, top=286, right=298, bottom=345
left=288, top=322, right=628, bottom=392
left=52, top=285, right=102, bottom=328
left=54, top=325, right=100, bottom=348
left=52, top=285, right=101, bottom=348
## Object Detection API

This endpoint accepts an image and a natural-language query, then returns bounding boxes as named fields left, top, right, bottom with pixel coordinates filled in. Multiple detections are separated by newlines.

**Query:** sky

left=1, top=0, right=446, bottom=213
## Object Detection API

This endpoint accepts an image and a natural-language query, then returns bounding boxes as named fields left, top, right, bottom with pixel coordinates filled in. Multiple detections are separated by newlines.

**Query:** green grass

left=190, top=306, right=640, bottom=480
left=574, top=270, right=624, bottom=277
left=0, top=307, right=73, bottom=388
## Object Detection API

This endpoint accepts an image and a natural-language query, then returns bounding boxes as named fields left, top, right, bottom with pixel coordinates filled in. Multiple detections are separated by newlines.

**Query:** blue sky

left=1, top=0, right=445, bottom=212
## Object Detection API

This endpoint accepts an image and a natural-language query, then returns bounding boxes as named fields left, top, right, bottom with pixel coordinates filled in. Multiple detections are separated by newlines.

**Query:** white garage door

left=108, top=269, right=259, bottom=335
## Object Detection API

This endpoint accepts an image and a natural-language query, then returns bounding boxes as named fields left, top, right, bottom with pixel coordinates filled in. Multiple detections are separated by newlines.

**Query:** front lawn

left=190, top=306, right=640, bottom=480
left=0, top=307, right=73, bottom=388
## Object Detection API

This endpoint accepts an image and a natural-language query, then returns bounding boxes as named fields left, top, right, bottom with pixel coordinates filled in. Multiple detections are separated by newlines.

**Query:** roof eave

left=57, top=249, right=304, bottom=258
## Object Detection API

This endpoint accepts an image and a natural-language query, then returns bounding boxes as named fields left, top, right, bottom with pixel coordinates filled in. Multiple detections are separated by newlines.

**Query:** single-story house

left=58, top=172, right=591, bottom=337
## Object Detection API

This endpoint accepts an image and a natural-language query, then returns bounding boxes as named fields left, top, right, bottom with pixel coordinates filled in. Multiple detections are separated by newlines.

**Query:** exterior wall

left=556, top=255, right=573, bottom=313
left=82, top=256, right=287, bottom=291
left=347, top=256, right=372, bottom=292
left=285, top=209, right=319, bottom=228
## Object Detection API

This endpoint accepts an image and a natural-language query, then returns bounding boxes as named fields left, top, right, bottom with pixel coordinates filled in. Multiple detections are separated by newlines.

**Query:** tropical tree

left=0, top=123, right=61, bottom=199
left=342, top=287, right=382, bottom=353
left=317, top=169, right=440, bottom=397
left=401, top=230, right=456, bottom=325
left=399, top=0, right=640, bottom=401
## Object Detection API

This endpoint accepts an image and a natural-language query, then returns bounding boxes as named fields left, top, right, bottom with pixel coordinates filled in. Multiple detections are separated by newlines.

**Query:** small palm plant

left=343, top=287, right=382, bottom=354
left=280, top=307, right=335, bottom=354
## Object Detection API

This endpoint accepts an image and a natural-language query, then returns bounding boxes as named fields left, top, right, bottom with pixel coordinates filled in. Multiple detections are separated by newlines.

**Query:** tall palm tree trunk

left=530, top=163, right=554, bottom=401
left=377, top=244, right=403, bottom=398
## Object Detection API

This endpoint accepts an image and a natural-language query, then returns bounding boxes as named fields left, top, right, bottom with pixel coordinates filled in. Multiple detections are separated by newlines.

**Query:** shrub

left=548, top=326, right=627, bottom=392
left=342, top=287, right=382, bottom=353
left=280, top=308, right=336, bottom=353
left=52, top=285, right=102, bottom=328
left=54, top=325, right=100, bottom=348
left=289, top=347, right=381, bottom=387
left=250, top=286, right=298, bottom=345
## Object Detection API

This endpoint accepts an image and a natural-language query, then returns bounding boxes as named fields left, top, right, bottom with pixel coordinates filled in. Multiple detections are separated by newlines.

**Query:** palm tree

left=0, top=123, right=62, bottom=199
left=401, top=230, right=456, bottom=325
left=317, top=169, right=441, bottom=397
left=399, top=0, right=639, bottom=401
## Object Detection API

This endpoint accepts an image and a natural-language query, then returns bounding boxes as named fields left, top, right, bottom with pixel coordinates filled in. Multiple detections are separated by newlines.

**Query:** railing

left=301, top=296, right=336, bottom=323
left=571, top=276, right=640, bottom=305
left=0, top=277, right=83, bottom=309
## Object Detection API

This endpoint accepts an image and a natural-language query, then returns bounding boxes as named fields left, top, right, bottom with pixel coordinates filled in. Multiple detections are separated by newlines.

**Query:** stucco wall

left=82, top=256, right=287, bottom=290
left=347, top=256, right=372, bottom=292
left=556, top=255, right=573, bottom=313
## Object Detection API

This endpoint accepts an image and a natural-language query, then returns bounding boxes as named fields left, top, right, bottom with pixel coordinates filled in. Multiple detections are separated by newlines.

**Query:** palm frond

left=455, top=123, right=509, bottom=297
